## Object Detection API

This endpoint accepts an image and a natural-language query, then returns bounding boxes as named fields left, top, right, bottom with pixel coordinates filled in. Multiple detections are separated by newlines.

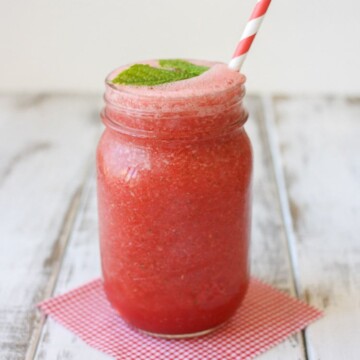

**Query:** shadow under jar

left=96, top=61, right=253, bottom=338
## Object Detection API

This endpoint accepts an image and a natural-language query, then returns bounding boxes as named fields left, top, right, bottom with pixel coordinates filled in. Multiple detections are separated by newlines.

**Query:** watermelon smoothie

left=97, top=60, right=252, bottom=337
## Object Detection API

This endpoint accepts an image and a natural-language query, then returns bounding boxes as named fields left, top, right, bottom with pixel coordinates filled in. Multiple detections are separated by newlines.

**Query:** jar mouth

left=104, top=60, right=246, bottom=114
left=102, top=60, right=247, bottom=139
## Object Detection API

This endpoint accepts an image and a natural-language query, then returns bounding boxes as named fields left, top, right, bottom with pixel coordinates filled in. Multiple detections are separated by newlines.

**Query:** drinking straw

left=228, top=0, right=272, bottom=71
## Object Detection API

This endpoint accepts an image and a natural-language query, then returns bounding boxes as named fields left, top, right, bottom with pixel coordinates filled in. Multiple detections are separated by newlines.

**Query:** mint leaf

left=112, top=60, right=209, bottom=86
left=111, top=64, right=184, bottom=86
left=159, top=59, right=209, bottom=76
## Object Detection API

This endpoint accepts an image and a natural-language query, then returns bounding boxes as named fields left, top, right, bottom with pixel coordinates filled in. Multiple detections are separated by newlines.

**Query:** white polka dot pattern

left=38, top=278, right=323, bottom=360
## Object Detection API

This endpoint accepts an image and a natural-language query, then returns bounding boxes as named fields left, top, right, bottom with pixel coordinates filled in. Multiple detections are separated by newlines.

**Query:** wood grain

left=273, top=96, right=360, bottom=359
left=3, top=93, right=358, bottom=359
left=34, top=176, right=110, bottom=359
left=34, top=96, right=305, bottom=359
left=0, top=94, right=101, bottom=360
left=246, top=97, right=306, bottom=359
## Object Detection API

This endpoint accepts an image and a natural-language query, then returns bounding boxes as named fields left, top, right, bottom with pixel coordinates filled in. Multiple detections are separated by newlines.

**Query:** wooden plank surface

left=34, top=175, right=110, bottom=359
left=272, top=96, right=360, bottom=359
left=0, top=94, right=101, bottom=360
left=34, top=96, right=306, bottom=359
left=4, top=94, right=357, bottom=359
left=246, top=97, right=306, bottom=359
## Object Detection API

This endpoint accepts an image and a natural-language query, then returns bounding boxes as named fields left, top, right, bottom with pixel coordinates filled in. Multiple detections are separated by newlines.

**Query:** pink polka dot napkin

left=38, top=278, right=322, bottom=360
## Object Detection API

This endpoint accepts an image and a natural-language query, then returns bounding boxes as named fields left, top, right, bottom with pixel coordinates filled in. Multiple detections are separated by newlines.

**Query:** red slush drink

left=97, top=60, right=252, bottom=337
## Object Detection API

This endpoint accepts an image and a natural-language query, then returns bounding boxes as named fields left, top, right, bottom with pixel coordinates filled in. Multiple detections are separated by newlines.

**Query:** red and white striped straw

left=229, top=0, right=272, bottom=72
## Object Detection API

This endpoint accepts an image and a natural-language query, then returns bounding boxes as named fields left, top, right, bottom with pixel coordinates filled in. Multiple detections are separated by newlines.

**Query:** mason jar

left=97, top=60, right=252, bottom=338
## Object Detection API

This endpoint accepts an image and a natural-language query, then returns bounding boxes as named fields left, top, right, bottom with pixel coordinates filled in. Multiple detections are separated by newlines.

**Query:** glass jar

left=97, top=62, right=252, bottom=338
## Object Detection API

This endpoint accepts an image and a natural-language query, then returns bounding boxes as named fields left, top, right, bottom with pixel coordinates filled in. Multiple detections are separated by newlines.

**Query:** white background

left=1, top=0, right=359, bottom=95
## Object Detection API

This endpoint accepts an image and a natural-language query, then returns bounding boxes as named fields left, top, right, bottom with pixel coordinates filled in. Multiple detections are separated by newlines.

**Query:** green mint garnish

left=111, top=59, right=209, bottom=86
left=158, top=59, right=209, bottom=76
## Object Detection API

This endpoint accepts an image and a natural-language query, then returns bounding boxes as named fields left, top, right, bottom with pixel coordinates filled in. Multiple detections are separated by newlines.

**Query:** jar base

left=137, top=323, right=224, bottom=339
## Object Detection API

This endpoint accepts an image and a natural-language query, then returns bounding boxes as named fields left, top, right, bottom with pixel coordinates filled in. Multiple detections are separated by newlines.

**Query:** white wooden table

left=1, top=94, right=359, bottom=360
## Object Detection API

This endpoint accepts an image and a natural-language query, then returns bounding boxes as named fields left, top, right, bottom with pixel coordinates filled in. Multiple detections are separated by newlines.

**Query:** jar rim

left=102, top=61, right=248, bottom=140
left=104, top=60, right=246, bottom=110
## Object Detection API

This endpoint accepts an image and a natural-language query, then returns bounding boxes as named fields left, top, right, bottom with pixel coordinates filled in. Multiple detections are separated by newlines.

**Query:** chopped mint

left=111, top=64, right=187, bottom=86
left=111, top=59, right=209, bottom=86
left=158, top=59, right=209, bottom=76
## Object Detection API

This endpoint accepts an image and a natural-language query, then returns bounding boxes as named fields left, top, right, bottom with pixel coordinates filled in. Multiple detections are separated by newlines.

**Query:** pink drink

left=97, top=60, right=252, bottom=337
